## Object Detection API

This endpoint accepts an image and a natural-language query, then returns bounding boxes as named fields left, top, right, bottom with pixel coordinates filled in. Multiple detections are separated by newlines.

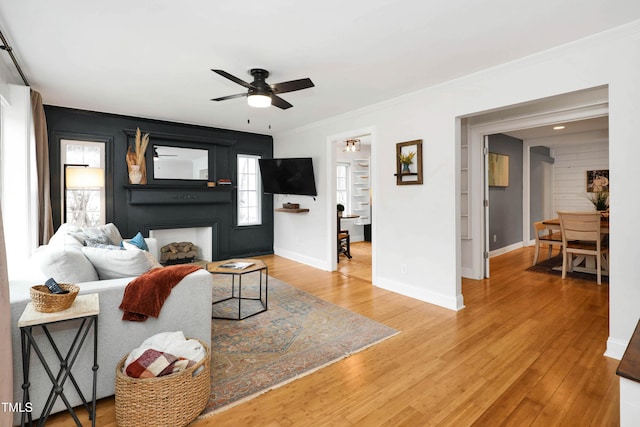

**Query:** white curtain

left=0, top=203, right=13, bottom=426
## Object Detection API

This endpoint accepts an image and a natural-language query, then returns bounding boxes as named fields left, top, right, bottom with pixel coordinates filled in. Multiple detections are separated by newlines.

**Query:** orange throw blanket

left=119, top=265, right=202, bottom=321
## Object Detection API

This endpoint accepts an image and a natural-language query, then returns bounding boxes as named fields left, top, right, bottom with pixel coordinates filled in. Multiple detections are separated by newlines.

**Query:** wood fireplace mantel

left=124, top=184, right=232, bottom=205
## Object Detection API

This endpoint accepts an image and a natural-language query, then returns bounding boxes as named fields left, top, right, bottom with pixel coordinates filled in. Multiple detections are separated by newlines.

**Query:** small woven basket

left=115, top=339, right=211, bottom=427
left=29, top=284, right=80, bottom=313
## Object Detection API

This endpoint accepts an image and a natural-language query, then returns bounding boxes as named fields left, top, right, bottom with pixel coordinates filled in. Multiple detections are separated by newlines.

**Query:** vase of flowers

left=399, top=151, right=416, bottom=173
left=588, top=190, right=609, bottom=211
left=126, top=128, right=149, bottom=184
left=337, top=203, right=345, bottom=217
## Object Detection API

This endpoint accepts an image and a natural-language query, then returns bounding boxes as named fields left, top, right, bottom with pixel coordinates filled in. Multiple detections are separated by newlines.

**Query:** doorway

left=328, top=127, right=376, bottom=282
left=461, top=86, right=609, bottom=279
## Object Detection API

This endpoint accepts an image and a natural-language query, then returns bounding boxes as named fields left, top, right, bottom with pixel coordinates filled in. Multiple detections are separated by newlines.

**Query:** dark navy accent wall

left=45, top=106, right=274, bottom=260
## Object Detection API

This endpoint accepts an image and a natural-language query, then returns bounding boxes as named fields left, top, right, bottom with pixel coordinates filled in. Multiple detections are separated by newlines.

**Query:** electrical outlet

left=493, top=234, right=497, bottom=243
left=401, top=264, right=408, bottom=274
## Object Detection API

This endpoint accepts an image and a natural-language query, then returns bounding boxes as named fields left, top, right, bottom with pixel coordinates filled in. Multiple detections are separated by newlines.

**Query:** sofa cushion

left=32, top=245, right=99, bottom=283
left=82, top=246, right=162, bottom=279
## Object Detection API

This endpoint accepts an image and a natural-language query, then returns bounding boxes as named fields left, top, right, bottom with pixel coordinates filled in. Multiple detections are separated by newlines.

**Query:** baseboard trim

left=375, top=277, right=464, bottom=311
left=604, top=337, right=627, bottom=360
left=273, top=247, right=331, bottom=271
left=489, top=241, right=524, bottom=258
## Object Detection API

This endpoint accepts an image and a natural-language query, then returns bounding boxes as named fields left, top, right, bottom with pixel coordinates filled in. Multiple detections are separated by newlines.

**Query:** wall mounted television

left=258, top=157, right=318, bottom=197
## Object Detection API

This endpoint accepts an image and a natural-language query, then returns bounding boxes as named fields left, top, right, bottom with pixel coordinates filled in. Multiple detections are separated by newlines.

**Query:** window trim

left=60, top=139, right=106, bottom=226
left=237, top=154, right=262, bottom=226
left=337, top=162, right=351, bottom=213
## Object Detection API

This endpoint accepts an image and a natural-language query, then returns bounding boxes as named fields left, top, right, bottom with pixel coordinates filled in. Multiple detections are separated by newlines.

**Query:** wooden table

left=206, top=259, right=268, bottom=320
left=542, top=217, right=609, bottom=234
left=541, top=217, right=609, bottom=276
left=18, top=294, right=100, bottom=427
left=338, top=214, right=359, bottom=232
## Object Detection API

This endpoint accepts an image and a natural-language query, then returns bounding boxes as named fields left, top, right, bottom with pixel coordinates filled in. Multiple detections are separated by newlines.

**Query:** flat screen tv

left=258, top=157, right=318, bottom=196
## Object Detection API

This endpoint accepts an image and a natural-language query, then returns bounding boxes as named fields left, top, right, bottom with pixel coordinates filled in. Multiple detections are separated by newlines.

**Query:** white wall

left=552, top=141, right=609, bottom=213
left=273, top=20, right=640, bottom=359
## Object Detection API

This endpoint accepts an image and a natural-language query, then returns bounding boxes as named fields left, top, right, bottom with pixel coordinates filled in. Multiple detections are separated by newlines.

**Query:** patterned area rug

left=197, top=273, right=399, bottom=418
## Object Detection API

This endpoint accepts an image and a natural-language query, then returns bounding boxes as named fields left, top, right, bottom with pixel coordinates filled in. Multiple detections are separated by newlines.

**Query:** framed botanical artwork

left=488, top=152, right=509, bottom=187
left=395, top=139, right=423, bottom=185
left=586, top=169, right=609, bottom=192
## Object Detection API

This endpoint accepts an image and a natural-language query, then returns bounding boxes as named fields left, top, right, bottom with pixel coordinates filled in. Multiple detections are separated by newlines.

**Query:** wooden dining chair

left=337, top=212, right=351, bottom=262
left=532, top=221, right=563, bottom=266
left=338, top=230, right=351, bottom=262
left=558, top=211, right=609, bottom=285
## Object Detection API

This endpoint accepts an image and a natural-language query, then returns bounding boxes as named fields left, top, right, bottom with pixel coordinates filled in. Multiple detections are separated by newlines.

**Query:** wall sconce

left=343, top=139, right=361, bottom=152
left=64, top=164, right=105, bottom=225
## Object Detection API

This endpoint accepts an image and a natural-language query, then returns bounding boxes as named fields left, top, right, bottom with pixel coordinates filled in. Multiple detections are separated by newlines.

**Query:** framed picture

left=395, top=139, right=423, bottom=185
left=586, top=169, right=609, bottom=192
left=488, top=152, right=509, bottom=187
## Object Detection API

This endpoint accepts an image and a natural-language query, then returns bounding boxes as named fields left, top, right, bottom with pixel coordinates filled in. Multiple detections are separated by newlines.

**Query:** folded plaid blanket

left=125, top=348, right=194, bottom=378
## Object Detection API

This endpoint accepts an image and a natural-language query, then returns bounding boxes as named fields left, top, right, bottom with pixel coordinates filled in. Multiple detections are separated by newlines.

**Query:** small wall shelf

left=275, top=208, right=310, bottom=213
left=351, top=158, right=371, bottom=226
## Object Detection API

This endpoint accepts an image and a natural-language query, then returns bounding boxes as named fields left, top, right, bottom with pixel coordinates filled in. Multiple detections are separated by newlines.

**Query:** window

left=337, top=162, right=350, bottom=212
left=60, top=139, right=105, bottom=226
left=237, top=154, right=262, bottom=226
left=0, top=86, right=38, bottom=278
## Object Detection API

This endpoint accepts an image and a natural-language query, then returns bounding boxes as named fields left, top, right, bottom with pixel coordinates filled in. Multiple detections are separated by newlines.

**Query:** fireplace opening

left=160, top=241, right=198, bottom=265
left=149, top=226, right=213, bottom=262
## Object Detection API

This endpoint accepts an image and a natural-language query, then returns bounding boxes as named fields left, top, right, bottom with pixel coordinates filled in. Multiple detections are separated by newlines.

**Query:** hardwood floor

left=46, top=245, right=620, bottom=426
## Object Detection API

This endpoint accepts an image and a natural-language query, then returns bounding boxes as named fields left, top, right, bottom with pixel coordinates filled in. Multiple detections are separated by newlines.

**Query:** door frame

left=465, top=103, right=608, bottom=279
left=326, top=126, right=377, bottom=278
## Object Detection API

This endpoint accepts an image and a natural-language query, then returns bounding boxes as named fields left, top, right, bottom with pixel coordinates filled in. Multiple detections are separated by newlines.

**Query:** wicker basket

left=29, top=284, right=80, bottom=313
left=115, top=339, right=211, bottom=427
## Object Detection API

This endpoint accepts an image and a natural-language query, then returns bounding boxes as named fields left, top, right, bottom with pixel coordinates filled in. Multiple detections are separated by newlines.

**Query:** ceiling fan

left=210, top=68, right=314, bottom=110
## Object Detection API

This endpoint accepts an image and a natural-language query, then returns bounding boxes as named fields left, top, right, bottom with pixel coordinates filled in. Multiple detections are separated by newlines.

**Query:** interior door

left=483, top=135, right=490, bottom=278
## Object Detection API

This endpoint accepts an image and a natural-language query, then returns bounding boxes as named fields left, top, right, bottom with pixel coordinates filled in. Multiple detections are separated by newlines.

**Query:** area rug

left=527, top=254, right=608, bottom=284
left=197, top=273, right=399, bottom=419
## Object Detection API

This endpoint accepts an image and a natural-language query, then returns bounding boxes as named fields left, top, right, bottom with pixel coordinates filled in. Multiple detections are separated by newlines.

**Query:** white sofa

left=8, top=224, right=213, bottom=425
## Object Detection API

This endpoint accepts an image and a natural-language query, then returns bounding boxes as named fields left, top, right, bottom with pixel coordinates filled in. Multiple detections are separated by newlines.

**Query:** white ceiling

left=504, top=116, right=609, bottom=141
left=1, top=1, right=639, bottom=135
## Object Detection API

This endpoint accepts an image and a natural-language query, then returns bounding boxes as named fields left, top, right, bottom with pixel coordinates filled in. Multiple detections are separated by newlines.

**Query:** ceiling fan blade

left=271, top=78, right=314, bottom=94
left=211, top=69, right=254, bottom=89
left=210, top=93, right=247, bottom=102
left=271, top=95, right=293, bottom=110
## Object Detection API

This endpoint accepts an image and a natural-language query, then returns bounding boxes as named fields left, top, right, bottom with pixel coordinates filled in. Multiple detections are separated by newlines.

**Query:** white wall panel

left=552, top=141, right=609, bottom=213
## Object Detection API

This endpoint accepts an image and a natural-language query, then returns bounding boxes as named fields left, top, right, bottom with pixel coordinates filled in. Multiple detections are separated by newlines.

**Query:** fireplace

left=147, top=224, right=217, bottom=261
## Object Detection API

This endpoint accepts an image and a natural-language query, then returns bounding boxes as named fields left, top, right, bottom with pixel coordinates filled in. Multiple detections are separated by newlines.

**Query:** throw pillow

left=83, top=223, right=123, bottom=246
left=122, top=231, right=149, bottom=251
left=61, top=223, right=123, bottom=247
left=84, top=235, right=114, bottom=246
left=82, top=246, right=162, bottom=280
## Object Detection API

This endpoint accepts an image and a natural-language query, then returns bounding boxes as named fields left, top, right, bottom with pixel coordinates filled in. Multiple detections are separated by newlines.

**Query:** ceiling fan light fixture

left=247, top=93, right=271, bottom=108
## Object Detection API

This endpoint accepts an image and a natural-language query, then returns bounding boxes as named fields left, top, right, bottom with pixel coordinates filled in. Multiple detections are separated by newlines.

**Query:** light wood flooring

left=46, top=244, right=619, bottom=426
